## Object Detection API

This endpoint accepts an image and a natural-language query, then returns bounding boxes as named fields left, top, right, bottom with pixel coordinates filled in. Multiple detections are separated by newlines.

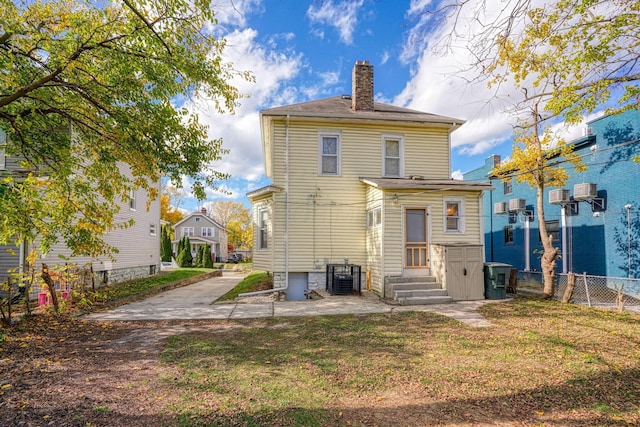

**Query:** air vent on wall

left=508, top=198, right=526, bottom=212
left=494, top=202, right=507, bottom=214
left=574, top=183, right=597, bottom=201
left=549, top=189, right=570, bottom=205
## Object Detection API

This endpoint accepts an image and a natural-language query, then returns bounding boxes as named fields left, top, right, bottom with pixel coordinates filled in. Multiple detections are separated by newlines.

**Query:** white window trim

left=366, top=206, right=382, bottom=228
left=443, top=197, right=465, bottom=233
left=318, top=130, right=341, bottom=176
left=129, top=189, right=136, bottom=211
left=201, top=227, right=213, bottom=237
left=182, top=227, right=194, bottom=237
left=258, top=208, right=268, bottom=250
left=382, top=134, right=404, bottom=178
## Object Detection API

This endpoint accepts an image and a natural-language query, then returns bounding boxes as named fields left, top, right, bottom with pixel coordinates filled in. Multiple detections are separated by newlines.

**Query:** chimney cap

left=200, top=207, right=207, bottom=214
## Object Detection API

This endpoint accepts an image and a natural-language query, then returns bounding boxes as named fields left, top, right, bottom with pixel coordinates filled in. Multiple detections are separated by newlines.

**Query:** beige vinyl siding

left=365, top=187, right=383, bottom=293
left=264, top=117, right=464, bottom=277
left=382, top=191, right=482, bottom=277
left=251, top=199, right=273, bottom=271
left=403, top=128, right=451, bottom=178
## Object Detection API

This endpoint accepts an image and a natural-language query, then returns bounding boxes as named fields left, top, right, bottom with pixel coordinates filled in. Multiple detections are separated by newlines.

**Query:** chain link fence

left=517, top=271, right=640, bottom=312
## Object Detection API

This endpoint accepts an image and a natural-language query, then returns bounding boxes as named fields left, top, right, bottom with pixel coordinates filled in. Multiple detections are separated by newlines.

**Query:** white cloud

left=211, top=0, right=263, bottom=27
left=307, top=0, right=365, bottom=45
left=451, top=169, right=464, bottom=180
left=380, top=50, right=390, bottom=65
left=396, top=0, right=564, bottom=159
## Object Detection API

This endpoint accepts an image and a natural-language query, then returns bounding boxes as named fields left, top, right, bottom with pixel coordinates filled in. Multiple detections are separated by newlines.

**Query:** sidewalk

left=85, top=271, right=503, bottom=327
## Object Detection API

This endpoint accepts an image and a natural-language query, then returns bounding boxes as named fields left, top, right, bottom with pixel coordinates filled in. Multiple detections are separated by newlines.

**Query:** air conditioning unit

left=574, top=183, right=597, bottom=201
left=509, top=198, right=526, bottom=212
left=549, top=189, right=570, bottom=205
left=494, top=202, right=507, bottom=214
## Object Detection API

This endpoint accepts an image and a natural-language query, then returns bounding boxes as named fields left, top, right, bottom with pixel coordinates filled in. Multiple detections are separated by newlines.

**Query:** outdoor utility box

left=483, top=262, right=511, bottom=299
left=431, top=244, right=484, bottom=300
left=326, top=264, right=362, bottom=295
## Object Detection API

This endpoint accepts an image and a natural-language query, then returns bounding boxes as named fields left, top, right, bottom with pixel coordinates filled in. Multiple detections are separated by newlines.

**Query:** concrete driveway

left=85, top=271, right=499, bottom=327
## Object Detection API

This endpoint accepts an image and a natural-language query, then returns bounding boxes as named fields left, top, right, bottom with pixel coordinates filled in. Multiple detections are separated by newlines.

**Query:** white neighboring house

left=0, top=128, right=161, bottom=288
left=171, top=208, right=228, bottom=263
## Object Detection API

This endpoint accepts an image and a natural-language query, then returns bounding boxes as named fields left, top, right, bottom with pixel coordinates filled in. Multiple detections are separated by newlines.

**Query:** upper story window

left=258, top=208, right=269, bottom=249
left=202, top=227, right=213, bottom=237
left=182, top=227, right=194, bottom=237
left=382, top=135, right=404, bottom=177
left=503, top=179, right=513, bottom=195
left=504, top=226, right=514, bottom=244
left=195, top=217, right=201, bottom=222
left=319, top=131, right=341, bottom=175
left=540, top=220, right=560, bottom=242
left=444, top=197, right=465, bottom=233
left=129, top=189, right=136, bottom=210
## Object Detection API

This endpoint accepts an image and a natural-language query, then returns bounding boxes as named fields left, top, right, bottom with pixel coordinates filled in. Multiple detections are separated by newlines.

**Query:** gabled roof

left=260, top=96, right=465, bottom=177
left=360, top=177, right=493, bottom=192
left=261, top=96, right=463, bottom=125
left=172, top=212, right=224, bottom=230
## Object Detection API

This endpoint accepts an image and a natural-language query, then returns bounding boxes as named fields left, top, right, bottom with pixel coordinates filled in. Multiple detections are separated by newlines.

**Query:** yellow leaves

left=1, top=383, right=12, bottom=390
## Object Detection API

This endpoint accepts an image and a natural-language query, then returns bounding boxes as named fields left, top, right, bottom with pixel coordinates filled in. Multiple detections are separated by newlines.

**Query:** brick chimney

left=352, top=60, right=374, bottom=111
left=200, top=207, right=207, bottom=215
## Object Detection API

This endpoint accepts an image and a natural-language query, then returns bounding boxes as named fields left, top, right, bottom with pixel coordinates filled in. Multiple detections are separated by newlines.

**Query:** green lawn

left=215, top=270, right=272, bottom=302
left=159, top=297, right=640, bottom=426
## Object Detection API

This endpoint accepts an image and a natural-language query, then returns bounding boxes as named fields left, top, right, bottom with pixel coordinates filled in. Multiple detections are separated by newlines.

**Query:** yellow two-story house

left=248, top=61, right=492, bottom=304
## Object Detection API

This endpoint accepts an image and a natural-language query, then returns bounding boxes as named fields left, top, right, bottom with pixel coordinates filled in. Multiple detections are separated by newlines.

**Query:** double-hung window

left=382, top=135, right=403, bottom=177
left=504, top=226, right=514, bottom=244
left=258, top=209, right=268, bottom=249
left=444, top=197, right=465, bottom=233
left=201, top=227, right=213, bottom=237
left=182, top=227, right=194, bottom=238
left=366, top=207, right=382, bottom=228
left=129, top=189, right=136, bottom=210
left=503, top=179, right=513, bottom=195
left=319, top=132, right=341, bottom=175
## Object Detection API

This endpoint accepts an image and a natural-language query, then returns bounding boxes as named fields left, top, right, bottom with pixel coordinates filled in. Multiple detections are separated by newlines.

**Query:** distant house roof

left=259, top=96, right=465, bottom=178
left=172, top=212, right=224, bottom=230
left=360, top=177, right=493, bottom=192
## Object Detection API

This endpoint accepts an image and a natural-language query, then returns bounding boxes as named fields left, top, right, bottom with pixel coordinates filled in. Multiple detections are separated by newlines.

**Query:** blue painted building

left=464, top=110, right=640, bottom=279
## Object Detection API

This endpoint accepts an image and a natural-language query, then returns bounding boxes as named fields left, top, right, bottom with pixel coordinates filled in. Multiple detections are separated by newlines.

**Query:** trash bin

left=483, top=262, right=511, bottom=299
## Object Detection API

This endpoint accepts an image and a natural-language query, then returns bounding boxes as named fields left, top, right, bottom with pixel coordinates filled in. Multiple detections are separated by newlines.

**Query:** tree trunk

left=562, top=272, right=575, bottom=303
left=41, top=264, right=60, bottom=313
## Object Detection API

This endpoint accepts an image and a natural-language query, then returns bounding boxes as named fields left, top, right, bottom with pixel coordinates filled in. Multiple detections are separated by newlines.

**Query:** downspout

left=561, top=205, right=568, bottom=273
left=488, top=180, right=494, bottom=262
left=524, top=217, right=531, bottom=271
left=240, top=114, right=291, bottom=298
left=285, top=113, right=290, bottom=292
left=479, top=192, right=486, bottom=262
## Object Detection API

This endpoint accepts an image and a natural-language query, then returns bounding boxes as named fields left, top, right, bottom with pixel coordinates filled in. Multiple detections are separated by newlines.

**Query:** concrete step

left=397, top=295, right=454, bottom=306
left=391, top=282, right=442, bottom=292
left=394, top=289, right=449, bottom=299
left=385, top=276, right=437, bottom=284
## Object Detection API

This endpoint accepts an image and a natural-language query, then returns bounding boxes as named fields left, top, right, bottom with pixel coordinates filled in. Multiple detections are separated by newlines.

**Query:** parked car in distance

left=226, top=254, right=239, bottom=263
left=235, top=253, right=244, bottom=262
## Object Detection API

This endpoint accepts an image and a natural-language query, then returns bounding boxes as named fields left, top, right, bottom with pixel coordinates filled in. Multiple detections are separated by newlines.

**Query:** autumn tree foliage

left=0, top=0, right=249, bottom=259
left=418, top=0, right=640, bottom=297
left=204, top=200, right=253, bottom=250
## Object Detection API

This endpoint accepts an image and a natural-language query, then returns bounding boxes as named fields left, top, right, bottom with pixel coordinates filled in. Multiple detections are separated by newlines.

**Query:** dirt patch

left=0, top=315, right=247, bottom=427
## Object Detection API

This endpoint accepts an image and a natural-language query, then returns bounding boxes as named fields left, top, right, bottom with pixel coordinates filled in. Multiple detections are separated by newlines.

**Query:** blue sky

left=172, top=0, right=592, bottom=212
